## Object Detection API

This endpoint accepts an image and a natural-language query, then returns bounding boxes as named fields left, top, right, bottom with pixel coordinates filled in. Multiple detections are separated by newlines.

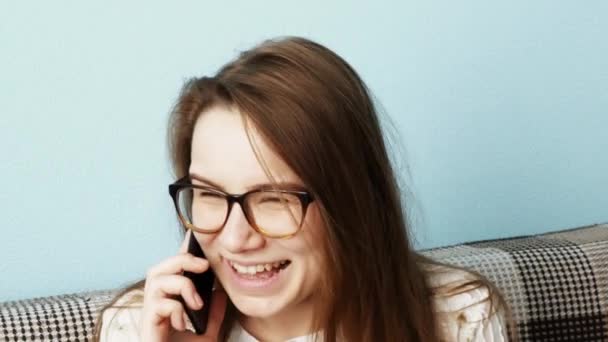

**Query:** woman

left=92, top=36, right=511, bottom=341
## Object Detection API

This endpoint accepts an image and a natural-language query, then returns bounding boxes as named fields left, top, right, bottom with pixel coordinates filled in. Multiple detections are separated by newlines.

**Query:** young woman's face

left=188, top=105, right=325, bottom=319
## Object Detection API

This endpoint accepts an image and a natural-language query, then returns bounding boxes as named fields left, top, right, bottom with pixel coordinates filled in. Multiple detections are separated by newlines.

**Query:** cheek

left=281, top=206, right=326, bottom=260
left=194, top=231, right=215, bottom=245
left=301, top=206, right=326, bottom=251
left=192, top=232, right=220, bottom=262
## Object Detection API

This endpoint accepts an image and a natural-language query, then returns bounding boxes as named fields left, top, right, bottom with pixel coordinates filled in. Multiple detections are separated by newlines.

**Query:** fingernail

left=179, top=316, right=185, bottom=331
left=193, top=290, right=203, bottom=308
left=182, top=312, right=189, bottom=328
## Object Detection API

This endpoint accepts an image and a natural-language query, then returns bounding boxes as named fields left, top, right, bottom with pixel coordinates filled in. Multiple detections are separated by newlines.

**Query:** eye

left=194, top=189, right=223, bottom=198
left=259, top=193, right=298, bottom=204
left=201, top=191, right=221, bottom=197
left=261, top=196, right=281, bottom=203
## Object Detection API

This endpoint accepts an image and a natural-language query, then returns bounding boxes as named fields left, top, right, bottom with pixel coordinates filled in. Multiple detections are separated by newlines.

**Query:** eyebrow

left=188, top=172, right=307, bottom=192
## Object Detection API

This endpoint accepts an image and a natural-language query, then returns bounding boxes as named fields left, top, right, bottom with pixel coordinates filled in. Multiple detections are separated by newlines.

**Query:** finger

left=147, top=274, right=204, bottom=311
left=204, top=288, right=228, bottom=338
left=152, top=297, right=185, bottom=329
left=169, top=315, right=198, bottom=342
left=147, top=253, right=209, bottom=278
left=182, top=311, right=189, bottom=330
left=171, top=307, right=185, bottom=332
left=179, top=230, right=192, bottom=254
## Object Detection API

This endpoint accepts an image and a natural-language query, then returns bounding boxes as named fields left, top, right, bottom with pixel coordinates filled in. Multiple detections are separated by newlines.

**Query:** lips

left=228, top=259, right=291, bottom=275
left=222, top=257, right=292, bottom=291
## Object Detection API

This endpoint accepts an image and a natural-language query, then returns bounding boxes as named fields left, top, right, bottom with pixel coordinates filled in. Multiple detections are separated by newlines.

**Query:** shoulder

left=425, top=263, right=509, bottom=341
left=98, top=288, right=198, bottom=341
left=98, top=288, right=146, bottom=342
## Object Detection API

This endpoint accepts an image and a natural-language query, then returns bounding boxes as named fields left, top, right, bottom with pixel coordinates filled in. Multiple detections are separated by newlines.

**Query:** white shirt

left=227, top=323, right=320, bottom=342
left=99, top=265, right=507, bottom=341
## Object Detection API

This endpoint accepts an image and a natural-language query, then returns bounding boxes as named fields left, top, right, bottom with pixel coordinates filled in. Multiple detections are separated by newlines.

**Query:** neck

left=239, top=296, right=318, bottom=341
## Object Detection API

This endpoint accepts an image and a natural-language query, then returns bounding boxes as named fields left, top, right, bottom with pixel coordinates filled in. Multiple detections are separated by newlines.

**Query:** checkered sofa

left=1, top=222, right=607, bottom=341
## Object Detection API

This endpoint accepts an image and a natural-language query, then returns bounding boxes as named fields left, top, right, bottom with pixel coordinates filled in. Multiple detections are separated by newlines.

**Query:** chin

left=230, top=293, right=290, bottom=318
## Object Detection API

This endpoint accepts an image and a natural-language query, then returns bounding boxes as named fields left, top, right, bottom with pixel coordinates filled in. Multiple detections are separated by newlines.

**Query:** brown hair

left=92, top=36, right=514, bottom=342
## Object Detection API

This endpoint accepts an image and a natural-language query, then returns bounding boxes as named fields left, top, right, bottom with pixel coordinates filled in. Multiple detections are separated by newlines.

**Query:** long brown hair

left=92, top=36, right=512, bottom=342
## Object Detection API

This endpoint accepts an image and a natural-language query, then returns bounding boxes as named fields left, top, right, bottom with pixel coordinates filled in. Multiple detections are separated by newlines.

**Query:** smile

left=228, top=259, right=292, bottom=275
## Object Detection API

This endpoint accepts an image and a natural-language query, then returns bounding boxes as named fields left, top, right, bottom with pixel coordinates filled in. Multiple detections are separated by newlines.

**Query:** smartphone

left=179, top=230, right=215, bottom=335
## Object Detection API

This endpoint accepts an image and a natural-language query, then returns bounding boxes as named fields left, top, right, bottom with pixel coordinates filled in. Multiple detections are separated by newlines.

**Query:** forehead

left=189, top=106, right=302, bottom=193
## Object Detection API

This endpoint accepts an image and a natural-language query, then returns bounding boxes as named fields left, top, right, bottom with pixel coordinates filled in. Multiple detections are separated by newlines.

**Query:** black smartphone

left=179, top=230, right=215, bottom=335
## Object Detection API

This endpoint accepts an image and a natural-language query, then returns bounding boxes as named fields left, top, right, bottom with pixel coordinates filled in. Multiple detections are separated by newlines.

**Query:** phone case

left=179, top=230, right=215, bottom=335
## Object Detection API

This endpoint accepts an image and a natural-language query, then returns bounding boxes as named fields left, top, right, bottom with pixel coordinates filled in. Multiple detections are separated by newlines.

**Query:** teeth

left=230, top=260, right=288, bottom=275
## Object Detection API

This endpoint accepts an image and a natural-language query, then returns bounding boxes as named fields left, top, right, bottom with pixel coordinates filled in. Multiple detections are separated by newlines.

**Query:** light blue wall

left=1, top=1, right=606, bottom=301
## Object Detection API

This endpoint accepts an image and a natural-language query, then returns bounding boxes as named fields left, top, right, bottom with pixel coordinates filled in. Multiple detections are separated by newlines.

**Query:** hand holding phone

left=139, top=230, right=226, bottom=342
left=179, top=230, right=216, bottom=335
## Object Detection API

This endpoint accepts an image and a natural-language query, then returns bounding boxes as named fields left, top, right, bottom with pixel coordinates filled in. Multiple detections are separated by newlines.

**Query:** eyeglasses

left=168, top=176, right=315, bottom=239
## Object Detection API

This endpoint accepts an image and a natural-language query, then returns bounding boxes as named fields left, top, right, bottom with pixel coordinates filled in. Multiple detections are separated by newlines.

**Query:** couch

left=1, top=222, right=607, bottom=341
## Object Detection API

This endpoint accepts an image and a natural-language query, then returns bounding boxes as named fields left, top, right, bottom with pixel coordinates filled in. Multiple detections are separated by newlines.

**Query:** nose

left=217, top=202, right=265, bottom=253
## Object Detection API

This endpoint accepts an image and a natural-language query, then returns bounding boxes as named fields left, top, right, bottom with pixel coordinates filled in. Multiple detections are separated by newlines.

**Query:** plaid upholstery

left=1, top=222, right=606, bottom=341
left=0, top=290, right=118, bottom=341
left=422, top=222, right=608, bottom=341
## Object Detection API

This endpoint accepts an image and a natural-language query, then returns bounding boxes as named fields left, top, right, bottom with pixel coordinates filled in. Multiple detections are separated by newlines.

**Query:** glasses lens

left=249, top=191, right=303, bottom=236
left=177, top=187, right=228, bottom=231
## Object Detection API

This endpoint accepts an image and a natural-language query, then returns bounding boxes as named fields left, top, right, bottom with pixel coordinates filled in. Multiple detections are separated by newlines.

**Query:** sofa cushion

left=0, top=289, right=118, bottom=341
left=422, top=222, right=608, bottom=341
